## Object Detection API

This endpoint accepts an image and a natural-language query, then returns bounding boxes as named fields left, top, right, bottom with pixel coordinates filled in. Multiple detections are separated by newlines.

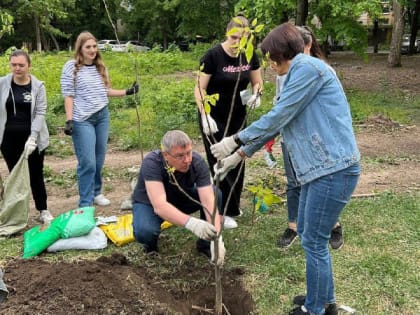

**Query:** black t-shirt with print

left=5, top=80, right=32, bottom=133
left=200, top=44, right=260, bottom=133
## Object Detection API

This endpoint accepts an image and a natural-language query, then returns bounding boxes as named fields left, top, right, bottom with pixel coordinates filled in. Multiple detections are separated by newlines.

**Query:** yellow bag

left=99, top=214, right=135, bottom=247
left=99, top=214, right=173, bottom=247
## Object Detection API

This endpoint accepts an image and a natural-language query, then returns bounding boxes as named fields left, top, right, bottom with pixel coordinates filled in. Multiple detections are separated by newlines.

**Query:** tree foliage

left=0, top=0, right=413, bottom=56
left=0, top=10, right=13, bottom=39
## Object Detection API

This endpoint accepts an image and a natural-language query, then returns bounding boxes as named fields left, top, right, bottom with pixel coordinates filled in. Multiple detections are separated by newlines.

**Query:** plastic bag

left=99, top=214, right=135, bottom=247
left=99, top=214, right=173, bottom=247
left=53, top=206, right=96, bottom=239
left=47, top=227, right=107, bottom=252
left=22, top=223, right=62, bottom=259
left=0, top=154, right=30, bottom=236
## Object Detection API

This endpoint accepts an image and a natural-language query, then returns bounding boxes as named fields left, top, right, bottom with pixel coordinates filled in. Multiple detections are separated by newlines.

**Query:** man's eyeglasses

left=166, top=150, right=192, bottom=161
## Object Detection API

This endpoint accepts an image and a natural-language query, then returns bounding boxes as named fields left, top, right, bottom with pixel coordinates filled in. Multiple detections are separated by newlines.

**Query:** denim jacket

left=239, top=53, right=360, bottom=185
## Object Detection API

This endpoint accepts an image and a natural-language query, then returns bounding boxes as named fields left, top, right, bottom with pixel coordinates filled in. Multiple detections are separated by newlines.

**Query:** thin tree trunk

left=409, top=0, right=420, bottom=54
left=35, top=15, right=42, bottom=52
left=388, top=0, right=405, bottom=67
left=296, top=0, right=308, bottom=26
left=49, top=33, right=60, bottom=51
left=373, top=19, right=379, bottom=53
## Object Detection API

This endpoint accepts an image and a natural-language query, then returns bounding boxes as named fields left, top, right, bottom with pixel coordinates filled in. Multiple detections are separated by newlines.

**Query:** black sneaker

left=329, top=224, right=344, bottom=250
left=293, top=295, right=306, bottom=306
left=196, top=239, right=211, bottom=259
left=278, top=228, right=298, bottom=248
left=292, top=295, right=338, bottom=315
left=289, top=306, right=308, bottom=314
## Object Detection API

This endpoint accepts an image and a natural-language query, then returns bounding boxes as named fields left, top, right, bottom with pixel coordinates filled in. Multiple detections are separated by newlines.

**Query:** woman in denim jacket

left=210, top=23, right=360, bottom=315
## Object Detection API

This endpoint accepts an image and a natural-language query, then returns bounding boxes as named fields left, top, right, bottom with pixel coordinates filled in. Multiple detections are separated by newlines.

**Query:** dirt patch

left=1, top=253, right=254, bottom=315
left=0, top=52, right=419, bottom=314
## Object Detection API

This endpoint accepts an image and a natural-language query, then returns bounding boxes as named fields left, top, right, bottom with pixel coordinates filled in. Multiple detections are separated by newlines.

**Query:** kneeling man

left=131, top=130, right=225, bottom=264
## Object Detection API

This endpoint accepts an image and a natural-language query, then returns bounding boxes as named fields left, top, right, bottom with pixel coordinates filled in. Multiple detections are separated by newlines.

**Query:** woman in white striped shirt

left=60, top=31, right=138, bottom=208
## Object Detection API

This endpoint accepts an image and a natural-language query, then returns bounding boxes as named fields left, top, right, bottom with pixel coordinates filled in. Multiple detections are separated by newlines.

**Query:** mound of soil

left=1, top=253, right=254, bottom=315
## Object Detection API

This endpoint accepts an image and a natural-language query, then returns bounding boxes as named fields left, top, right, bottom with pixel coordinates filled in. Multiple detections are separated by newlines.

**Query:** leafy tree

left=13, top=0, right=75, bottom=51
left=61, top=0, right=119, bottom=44
left=177, top=0, right=236, bottom=42
left=309, top=0, right=383, bottom=56
left=123, top=0, right=179, bottom=49
left=235, top=0, right=294, bottom=31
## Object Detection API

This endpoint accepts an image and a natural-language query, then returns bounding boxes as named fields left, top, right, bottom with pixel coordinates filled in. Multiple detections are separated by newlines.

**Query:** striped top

left=60, top=60, right=109, bottom=121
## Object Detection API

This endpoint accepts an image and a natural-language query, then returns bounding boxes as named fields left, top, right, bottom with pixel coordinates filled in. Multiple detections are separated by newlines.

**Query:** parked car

left=401, top=34, right=420, bottom=54
left=112, top=40, right=150, bottom=52
left=110, top=41, right=127, bottom=52
left=98, top=39, right=119, bottom=51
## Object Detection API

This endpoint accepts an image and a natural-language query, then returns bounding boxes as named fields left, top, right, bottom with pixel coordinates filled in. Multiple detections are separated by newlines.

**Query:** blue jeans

left=132, top=186, right=222, bottom=252
left=297, top=163, right=360, bottom=315
left=281, top=141, right=301, bottom=223
left=72, top=107, right=109, bottom=207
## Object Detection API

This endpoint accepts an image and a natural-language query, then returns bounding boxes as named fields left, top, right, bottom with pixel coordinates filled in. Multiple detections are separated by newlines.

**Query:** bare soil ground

left=0, top=53, right=419, bottom=315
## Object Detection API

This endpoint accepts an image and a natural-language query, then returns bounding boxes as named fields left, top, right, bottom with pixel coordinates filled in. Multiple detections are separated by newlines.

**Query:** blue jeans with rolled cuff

left=297, top=163, right=360, bottom=315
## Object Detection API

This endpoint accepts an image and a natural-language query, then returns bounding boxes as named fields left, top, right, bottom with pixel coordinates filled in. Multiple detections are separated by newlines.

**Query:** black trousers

left=199, top=113, right=245, bottom=217
left=1, top=130, right=47, bottom=211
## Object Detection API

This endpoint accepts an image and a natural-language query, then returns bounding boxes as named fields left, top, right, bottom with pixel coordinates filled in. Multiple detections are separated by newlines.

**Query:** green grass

left=347, top=89, right=420, bottom=125
left=2, top=49, right=416, bottom=153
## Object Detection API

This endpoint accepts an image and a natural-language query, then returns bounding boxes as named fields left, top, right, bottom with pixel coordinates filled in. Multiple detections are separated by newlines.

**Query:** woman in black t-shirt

left=194, top=15, right=263, bottom=228
left=0, top=50, right=52, bottom=224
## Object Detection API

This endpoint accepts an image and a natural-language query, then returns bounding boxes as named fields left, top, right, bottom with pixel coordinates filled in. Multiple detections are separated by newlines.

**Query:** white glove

left=246, top=93, right=261, bottom=109
left=185, top=216, right=217, bottom=240
left=210, top=136, right=238, bottom=160
left=211, top=235, right=226, bottom=265
left=201, top=113, right=219, bottom=135
left=213, top=152, right=243, bottom=181
left=24, top=136, right=37, bottom=158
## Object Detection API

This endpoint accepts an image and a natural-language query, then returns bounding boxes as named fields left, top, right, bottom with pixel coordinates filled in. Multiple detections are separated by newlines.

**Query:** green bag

left=0, top=154, right=30, bottom=236
left=22, top=223, right=61, bottom=259
left=54, top=206, right=96, bottom=239
left=22, top=206, right=96, bottom=259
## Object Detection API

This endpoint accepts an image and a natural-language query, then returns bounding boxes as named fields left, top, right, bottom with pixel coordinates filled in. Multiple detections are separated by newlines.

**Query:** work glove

left=201, top=113, right=219, bottom=135
left=210, top=135, right=238, bottom=160
left=125, top=81, right=139, bottom=95
left=213, top=151, right=243, bottom=181
left=24, top=136, right=37, bottom=158
left=211, top=235, right=226, bottom=266
left=64, top=120, right=73, bottom=136
left=185, top=216, right=217, bottom=240
left=246, top=93, right=261, bottom=109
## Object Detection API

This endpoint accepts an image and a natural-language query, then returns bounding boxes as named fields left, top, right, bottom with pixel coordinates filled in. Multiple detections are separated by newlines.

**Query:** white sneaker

left=263, top=150, right=277, bottom=169
left=223, top=216, right=238, bottom=229
left=38, top=210, right=54, bottom=224
left=94, top=194, right=110, bottom=206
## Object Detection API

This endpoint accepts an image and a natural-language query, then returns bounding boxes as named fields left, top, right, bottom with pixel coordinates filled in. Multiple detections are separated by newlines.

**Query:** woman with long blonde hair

left=60, top=31, right=138, bottom=208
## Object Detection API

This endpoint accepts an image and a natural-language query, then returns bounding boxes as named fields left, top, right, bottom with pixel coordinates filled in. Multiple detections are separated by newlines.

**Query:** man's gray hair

left=161, top=130, right=192, bottom=152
